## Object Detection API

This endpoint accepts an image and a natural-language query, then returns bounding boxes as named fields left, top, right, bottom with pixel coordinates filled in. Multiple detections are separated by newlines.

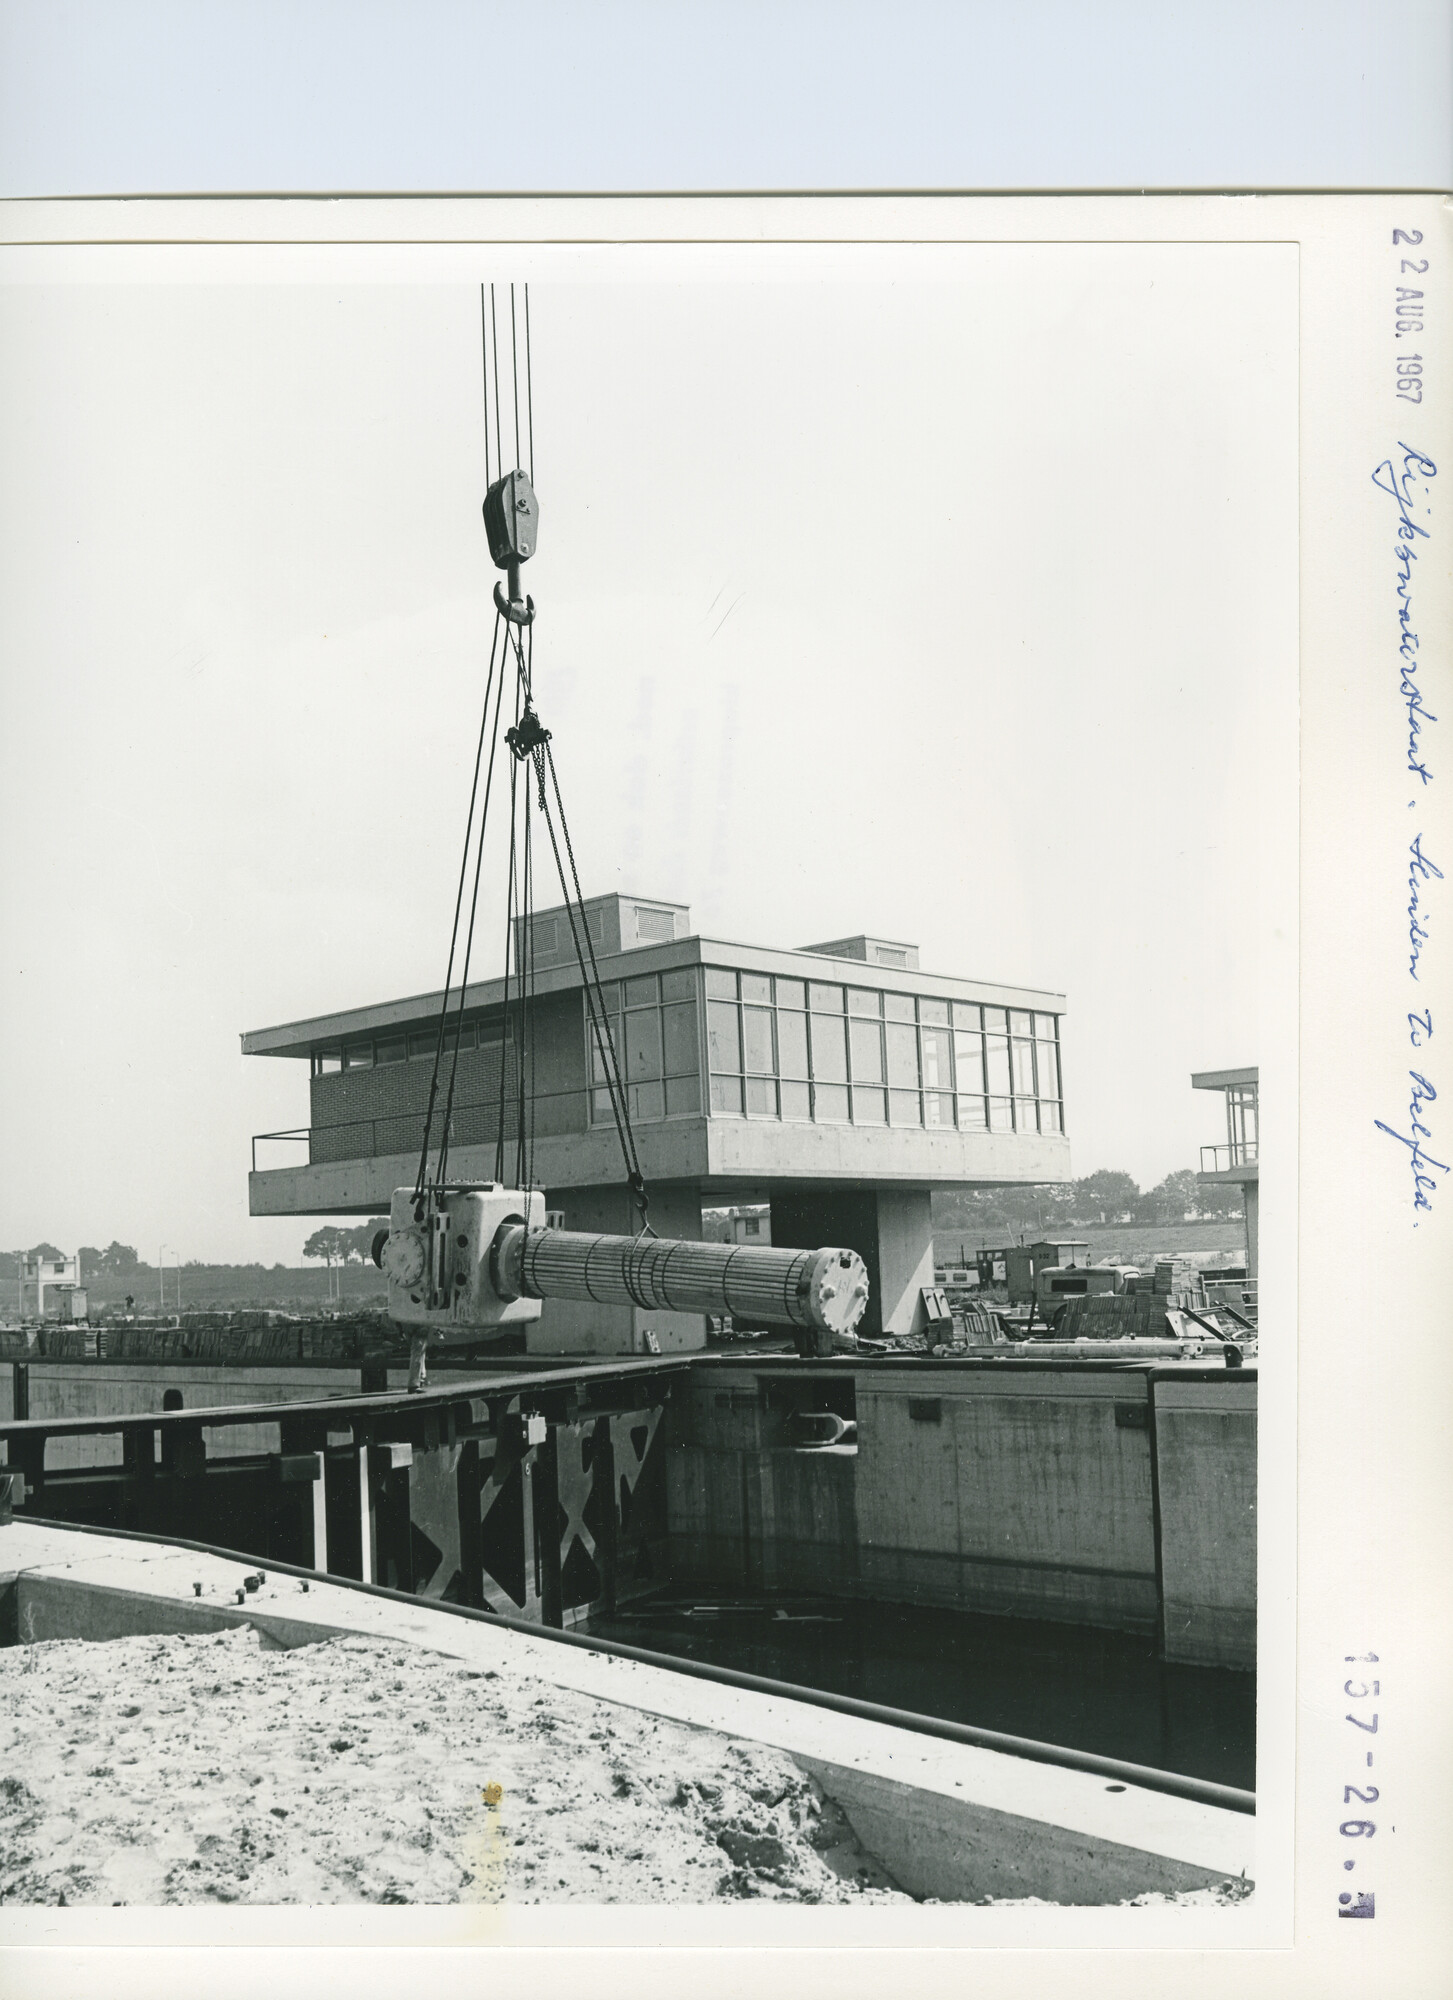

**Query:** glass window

left=1034, top=1012, right=1057, bottom=1041
left=625, top=975, right=658, bottom=1009
left=1014, top=1098, right=1039, bottom=1133
left=591, top=1086, right=616, bottom=1121
left=852, top=1086, right=887, bottom=1124
left=779, top=1079, right=811, bottom=1121
left=924, top=1091, right=952, bottom=1128
left=343, top=1045, right=373, bottom=1070
left=920, top=1025, right=952, bottom=1091
left=986, top=1035, right=1012, bottom=1096
left=662, top=1002, right=698, bottom=1076
left=710, top=1074, right=744, bottom=1114
left=451, top=1022, right=476, bottom=1052
left=884, top=993, right=915, bottom=1024
left=596, top=983, right=619, bottom=1013
left=745, top=1076, right=778, bottom=1116
left=707, top=1001, right=742, bottom=1073
left=743, top=1006, right=775, bottom=1075
left=407, top=1035, right=434, bottom=1060
left=953, top=1001, right=982, bottom=1032
left=661, top=968, right=696, bottom=1003
left=956, top=1093, right=987, bottom=1131
left=850, top=1017, right=885, bottom=1083
left=885, top=1022, right=918, bottom=1089
left=314, top=1051, right=342, bottom=1074
left=704, top=968, right=737, bottom=1001
left=625, top=1010, right=663, bottom=1081
left=590, top=1029, right=624, bottom=1086
left=984, top=1008, right=1009, bottom=1036
left=775, top=978, right=806, bottom=1011
left=1009, top=1009, right=1033, bottom=1037
left=848, top=987, right=881, bottom=1017
left=629, top=1081, right=664, bottom=1122
left=889, top=1089, right=922, bottom=1126
left=1036, top=1041, right=1060, bottom=1099
left=809, top=982, right=844, bottom=1014
left=953, top=1030, right=984, bottom=1092
left=919, top=997, right=949, bottom=1027
left=810, top=1011, right=848, bottom=1083
left=666, top=1074, right=701, bottom=1116
left=1011, top=1039, right=1036, bottom=1096
left=777, top=1009, right=810, bottom=1079
left=813, top=1082, right=849, bottom=1122
left=376, top=1039, right=407, bottom=1065
left=585, top=1003, right=618, bottom=1081
left=740, top=972, right=772, bottom=1006
left=1039, top=1100, right=1063, bottom=1133
left=988, top=1097, right=1014, bottom=1132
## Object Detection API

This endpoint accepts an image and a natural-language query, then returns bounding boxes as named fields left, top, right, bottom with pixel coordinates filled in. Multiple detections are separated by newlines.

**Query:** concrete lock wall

left=0, top=1365, right=383, bottom=1470
left=665, top=1365, right=1255, bottom=1668
left=855, top=1372, right=1160, bottom=1629
left=1154, top=1378, right=1257, bottom=1669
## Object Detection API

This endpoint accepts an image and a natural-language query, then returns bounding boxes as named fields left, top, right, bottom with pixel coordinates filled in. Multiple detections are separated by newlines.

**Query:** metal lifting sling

left=410, top=283, right=646, bottom=1231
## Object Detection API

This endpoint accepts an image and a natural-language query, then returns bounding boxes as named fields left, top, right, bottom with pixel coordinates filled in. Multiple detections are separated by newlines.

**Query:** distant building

left=1193, top=1066, right=1258, bottom=1279
left=244, top=894, right=1071, bottom=1351
left=16, top=1252, right=81, bottom=1320
left=727, top=1206, right=771, bottom=1245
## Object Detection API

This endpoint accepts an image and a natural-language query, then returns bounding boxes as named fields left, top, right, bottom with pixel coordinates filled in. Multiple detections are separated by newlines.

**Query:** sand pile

left=0, top=1626, right=909, bottom=1906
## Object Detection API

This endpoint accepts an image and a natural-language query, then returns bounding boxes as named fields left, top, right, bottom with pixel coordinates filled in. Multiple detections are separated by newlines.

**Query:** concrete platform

left=0, top=1519, right=1253, bottom=1905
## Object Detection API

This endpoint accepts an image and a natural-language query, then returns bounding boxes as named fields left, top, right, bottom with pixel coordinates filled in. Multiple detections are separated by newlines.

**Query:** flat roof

left=1190, top=1067, right=1258, bottom=1091
left=242, top=934, right=1067, bottom=1059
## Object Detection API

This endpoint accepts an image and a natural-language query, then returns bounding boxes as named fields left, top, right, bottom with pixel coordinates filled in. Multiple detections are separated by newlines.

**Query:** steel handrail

left=250, top=1128, right=310, bottom=1172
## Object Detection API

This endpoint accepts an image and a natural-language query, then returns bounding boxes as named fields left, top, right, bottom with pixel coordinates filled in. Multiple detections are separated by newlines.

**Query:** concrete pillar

left=1243, top=1179, right=1259, bottom=1282
left=770, top=1186, right=936, bottom=1337
left=525, top=1181, right=708, bottom=1356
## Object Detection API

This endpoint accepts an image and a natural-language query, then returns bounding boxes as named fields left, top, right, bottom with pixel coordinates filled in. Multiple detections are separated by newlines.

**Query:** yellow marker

left=482, top=1782, right=503, bottom=1807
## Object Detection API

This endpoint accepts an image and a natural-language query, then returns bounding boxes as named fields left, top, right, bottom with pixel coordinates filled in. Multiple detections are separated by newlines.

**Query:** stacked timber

left=1057, top=1292, right=1173, bottom=1339
left=1, top=1312, right=404, bottom=1367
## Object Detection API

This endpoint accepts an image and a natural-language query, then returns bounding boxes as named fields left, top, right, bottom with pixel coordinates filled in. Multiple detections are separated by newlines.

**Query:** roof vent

left=800, top=934, right=920, bottom=971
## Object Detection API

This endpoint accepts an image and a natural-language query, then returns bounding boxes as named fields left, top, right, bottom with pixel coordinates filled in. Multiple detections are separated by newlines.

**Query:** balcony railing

left=1199, top=1141, right=1258, bottom=1173
left=251, top=1128, right=310, bottom=1172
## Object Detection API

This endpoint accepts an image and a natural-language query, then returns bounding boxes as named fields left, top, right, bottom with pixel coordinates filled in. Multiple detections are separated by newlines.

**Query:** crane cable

left=414, top=284, right=649, bottom=1231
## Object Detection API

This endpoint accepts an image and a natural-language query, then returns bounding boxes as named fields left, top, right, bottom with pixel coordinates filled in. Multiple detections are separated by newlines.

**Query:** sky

left=0, top=242, right=1297, bottom=1262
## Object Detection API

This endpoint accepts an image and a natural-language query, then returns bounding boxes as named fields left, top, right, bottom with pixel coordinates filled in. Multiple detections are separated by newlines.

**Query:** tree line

left=0, top=1234, right=388, bottom=1280
left=0, top=1242, right=142, bottom=1280
left=932, top=1166, right=1245, bottom=1242
left=301, top=1222, right=389, bottom=1268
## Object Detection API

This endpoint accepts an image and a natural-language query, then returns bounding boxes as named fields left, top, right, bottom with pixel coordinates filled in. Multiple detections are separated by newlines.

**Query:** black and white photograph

left=0, top=176, right=1447, bottom=1995
left=0, top=223, right=1290, bottom=1911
